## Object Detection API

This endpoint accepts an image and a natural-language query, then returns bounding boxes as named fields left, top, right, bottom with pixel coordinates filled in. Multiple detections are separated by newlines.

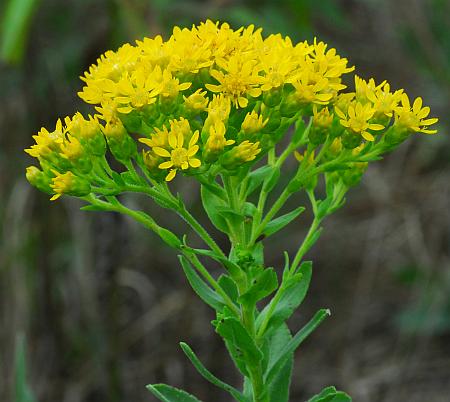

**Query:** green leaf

left=238, top=268, right=278, bottom=305
left=246, top=165, right=275, bottom=196
left=0, top=0, right=38, bottom=64
left=263, top=206, right=305, bottom=237
left=186, top=248, right=245, bottom=284
left=200, top=185, right=229, bottom=234
left=266, top=324, right=293, bottom=402
left=256, top=261, right=312, bottom=334
left=179, top=342, right=250, bottom=402
left=215, top=206, right=245, bottom=224
left=262, top=166, right=281, bottom=193
left=179, top=256, right=225, bottom=312
left=307, top=386, right=352, bottom=402
left=158, top=228, right=181, bottom=249
left=214, top=314, right=263, bottom=376
left=265, top=309, right=330, bottom=384
left=146, top=384, right=202, bottom=402
left=218, top=275, right=239, bottom=302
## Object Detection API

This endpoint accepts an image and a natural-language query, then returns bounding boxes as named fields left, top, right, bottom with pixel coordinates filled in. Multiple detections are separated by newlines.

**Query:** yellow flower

left=335, top=102, right=385, bottom=141
left=395, top=94, right=438, bottom=134
left=183, top=89, right=209, bottom=113
left=25, top=120, right=64, bottom=158
left=153, top=66, right=192, bottom=100
left=114, top=69, right=160, bottom=114
left=152, top=129, right=201, bottom=181
left=60, top=135, right=83, bottom=161
left=312, top=105, right=333, bottom=129
left=206, top=55, right=262, bottom=108
left=292, top=71, right=333, bottom=105
left=221, top=140, right=261, bottom=169
left=241, top=111, right=269, bottom=135
left=355, top=76, right=403, bottom=118
left=204, top=121, right=235, bottom=159
left=50, top=171, right=91, bottom=200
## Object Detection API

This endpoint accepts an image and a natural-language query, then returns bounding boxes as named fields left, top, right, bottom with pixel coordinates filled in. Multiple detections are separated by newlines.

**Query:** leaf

left=266, top=324, right=293, bottom=402
left=186, top=248, right=245, bottom=284
left=200, top=185, right=229, bottom=234
left=146, top=384, right=202, bottom=402
left=262, top=166, right=281, bottom=193
left=263, top=206, right=305, bottom=237
left=307, top=386, right=352, bottom=402
left=158, top=228, right=181, bottom=249
left=238, top=268, right=278, bottom=305
left=218, top=275, right=239, bottom=302
left=246, top=165, right=274, bottom=196
left=265, top=309, right=330, bottom=384
left=256, top=261, right=312, bottom=334
left=179, top=256, right=225, bottom=312
left=215, top=206, right=245, bottom=224
left=214, top=314, right=263, bottom=376
left=180, top=342, right=249, bottom=402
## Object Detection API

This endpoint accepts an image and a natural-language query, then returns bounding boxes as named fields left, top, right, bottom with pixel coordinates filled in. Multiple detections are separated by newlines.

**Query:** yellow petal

left=165, top=169, right=177, bottom=181
left=158, top=161, right=174, bottom=169
left=361, top=131, right=375, bottom=141
left=153, top=147, right=171, bottom=157
left=189, top=158, right=201, bottom=168
left=368, top=123, right=385, bottom=131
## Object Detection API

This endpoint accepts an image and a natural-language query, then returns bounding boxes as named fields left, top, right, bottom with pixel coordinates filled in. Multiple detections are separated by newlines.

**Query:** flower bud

left=220, top=141, right=261, bottom=170
left=26, top=166, right=53, bottom=194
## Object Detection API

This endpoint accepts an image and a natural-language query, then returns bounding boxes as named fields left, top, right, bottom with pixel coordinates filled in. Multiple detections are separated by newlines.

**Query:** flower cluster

left=26, top=20, right=438, bottom=200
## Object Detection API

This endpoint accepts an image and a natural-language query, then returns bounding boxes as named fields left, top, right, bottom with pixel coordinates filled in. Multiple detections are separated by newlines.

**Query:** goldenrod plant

left=25, top=21, right=438, bottom=402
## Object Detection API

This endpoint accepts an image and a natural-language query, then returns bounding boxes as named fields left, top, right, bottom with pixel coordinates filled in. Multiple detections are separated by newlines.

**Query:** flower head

left=335, top=102, right=385, bottom=141
left=395, top=94, right=438, bottom=134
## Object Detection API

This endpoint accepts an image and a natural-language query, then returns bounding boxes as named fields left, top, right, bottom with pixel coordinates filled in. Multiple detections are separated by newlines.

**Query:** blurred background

left=0, top=0, right=449, bottom=401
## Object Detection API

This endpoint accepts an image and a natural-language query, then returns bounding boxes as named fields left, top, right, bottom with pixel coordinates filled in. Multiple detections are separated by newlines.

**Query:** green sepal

left=256, top=261, right=312, bottom=334
left=213, top=310, right=264, bottom=376
left=179, top=342, right=250, bottom=402
left=246, top=165, right=275, bottom=196
left=179, top=255, right=226, bottom=312
left=200, top=185, right=229, bottom=234
left=263, top=206, right=305, bottom=237
left=146, top=383, right=202, bottom=402
left=306, top=386, right=352, bottom=402
left=238, top=268, right=278, bottom=305
left=264, top=309, right=330, bottom=384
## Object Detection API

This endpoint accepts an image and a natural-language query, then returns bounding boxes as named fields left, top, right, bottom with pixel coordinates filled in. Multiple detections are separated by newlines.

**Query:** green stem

left=289, top=216, right=322, bottom=275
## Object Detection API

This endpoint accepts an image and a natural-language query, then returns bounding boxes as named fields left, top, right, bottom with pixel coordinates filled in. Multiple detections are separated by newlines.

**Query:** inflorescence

left=25, top=20, right=438, bottom=200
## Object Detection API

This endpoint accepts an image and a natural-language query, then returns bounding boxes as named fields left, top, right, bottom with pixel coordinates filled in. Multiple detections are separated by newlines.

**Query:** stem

left=289, top=216, right=322, bottom=275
